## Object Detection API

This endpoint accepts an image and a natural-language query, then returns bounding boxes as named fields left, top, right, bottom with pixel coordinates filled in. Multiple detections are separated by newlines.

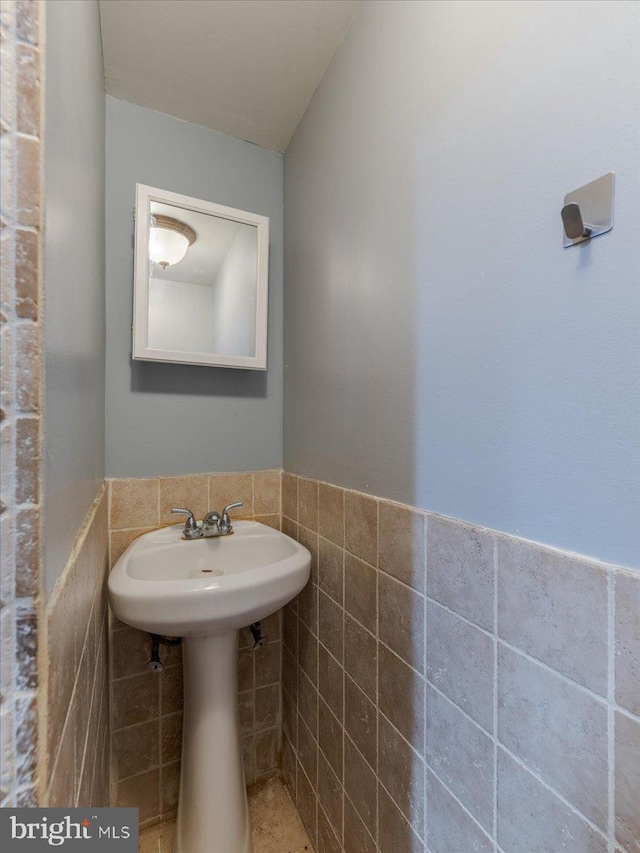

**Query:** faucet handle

left=220, top=501, right=243, bottom=532
left=171, top=508, right=200, bottom=539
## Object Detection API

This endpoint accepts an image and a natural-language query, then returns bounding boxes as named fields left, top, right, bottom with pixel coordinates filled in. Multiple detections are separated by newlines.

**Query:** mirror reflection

left=147, top=201, right=258, bottom=358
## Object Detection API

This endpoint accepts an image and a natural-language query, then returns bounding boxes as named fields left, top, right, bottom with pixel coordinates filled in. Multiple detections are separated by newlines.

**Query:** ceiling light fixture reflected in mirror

left=149, top=214, right=197, bottom=268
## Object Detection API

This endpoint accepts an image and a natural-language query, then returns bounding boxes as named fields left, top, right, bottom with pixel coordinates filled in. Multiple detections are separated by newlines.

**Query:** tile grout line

left=46, top=668, right=83, bottom=797
left=343, top=728, right=376, bottom=785
left=157, top=655, right=163, bottom=824
left=251, top=477, right=256, bottom=781
left=294, top=487, right=300, bottom=805
left=379, top=774, right=427, bottom=847
left=375, top=494, right=380, bottom=853
left=497, top=637, right=611, bottom=708
left=342, top=485, right=348, bottom=852
left=426, top=595, right=498, bottom=640
left=75, top=595, right=105, bottom=806
left=607, top=572, right=616, bottom=853
left=495, top=744, right=610, bottom=843
left=110, top=516, right=279, bottom=535
left=344, top=788, right=376, bottom=849
left=377, top=702, right=424, bottom=765
left=423, top=512, right=429, bottom=853
left=493, top=538, right=499, bottom=851
left=429, top=594, right=614, bottom=712
left=154, top=479, right=198, bottom=814
left=298, top=478, right=317, bottom=840
left=427, top=764, right=505, bottom=850
left=107, top=481, right=112, bottom=571
left=315, top=479, right=320, bottom=843
left=426, top=675, right=609, bottom=841
left=374, top=638, right=425, bottom=688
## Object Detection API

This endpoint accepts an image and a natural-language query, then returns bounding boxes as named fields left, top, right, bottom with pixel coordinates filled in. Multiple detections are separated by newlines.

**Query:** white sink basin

left=108, top=520, right=310, bottom=637
left=108, top=520, right=311, bottom=853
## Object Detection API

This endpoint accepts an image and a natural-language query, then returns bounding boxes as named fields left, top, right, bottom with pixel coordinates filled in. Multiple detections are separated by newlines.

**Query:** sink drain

left=189, top=567, right=223, bottom=578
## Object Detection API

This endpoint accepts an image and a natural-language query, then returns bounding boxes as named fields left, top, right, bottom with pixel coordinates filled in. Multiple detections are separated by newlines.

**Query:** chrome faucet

left=201, top=510, right=221, bottom=536
left=171, top=502, right=243, bottom=540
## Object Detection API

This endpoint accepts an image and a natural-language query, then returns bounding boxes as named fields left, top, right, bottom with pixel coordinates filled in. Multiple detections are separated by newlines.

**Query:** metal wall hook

left=561, top=202, right=592, bottom=241
left=561, top=173, right=614, bottom=248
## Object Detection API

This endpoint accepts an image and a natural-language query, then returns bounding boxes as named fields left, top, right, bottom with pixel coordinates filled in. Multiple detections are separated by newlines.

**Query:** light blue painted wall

left=44, top=0, right=105, bottom=598
left=284, top=0, right=640, bottom=568
left=105, top=97, right=283, bottom=477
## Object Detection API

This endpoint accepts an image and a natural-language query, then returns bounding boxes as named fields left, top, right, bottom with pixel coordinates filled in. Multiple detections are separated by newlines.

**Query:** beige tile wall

left=281, top=472, right=640, bottom=853
left=0, top=0, right=43, bottom=808
left=46, top=486, right=110, bottom=808
left=108, top=471, right=283, bottom=828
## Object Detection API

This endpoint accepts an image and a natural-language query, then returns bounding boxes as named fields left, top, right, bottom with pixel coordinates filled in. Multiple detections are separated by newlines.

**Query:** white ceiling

left=99, top=0, right=359, bottom=153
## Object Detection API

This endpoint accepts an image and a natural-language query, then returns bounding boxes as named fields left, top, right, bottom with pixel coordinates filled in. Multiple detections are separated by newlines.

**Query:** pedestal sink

left=108, top=521, right=311, bottom=853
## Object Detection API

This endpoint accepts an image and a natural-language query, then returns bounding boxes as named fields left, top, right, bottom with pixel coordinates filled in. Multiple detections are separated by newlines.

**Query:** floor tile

left=139, top=777, right=314, bottom=852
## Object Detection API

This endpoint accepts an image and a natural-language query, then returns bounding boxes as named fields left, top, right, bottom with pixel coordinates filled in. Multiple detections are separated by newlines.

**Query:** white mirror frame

left=133, top=183, right=269, bottom=370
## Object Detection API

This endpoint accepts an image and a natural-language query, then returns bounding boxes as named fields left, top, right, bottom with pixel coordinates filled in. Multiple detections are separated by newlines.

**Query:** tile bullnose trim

left=46, top=482, right=108, bottom=612
left=283, top=470, right=634, bottom=576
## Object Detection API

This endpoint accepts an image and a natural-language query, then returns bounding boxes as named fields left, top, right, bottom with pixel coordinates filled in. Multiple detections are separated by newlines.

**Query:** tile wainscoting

left=104, top=468, right=639, bottom=849
left=107, top=471, right=283, bottom=828
left=46, top=485, right=110, bottom=807
left=280, top=472, right=640, bottom=853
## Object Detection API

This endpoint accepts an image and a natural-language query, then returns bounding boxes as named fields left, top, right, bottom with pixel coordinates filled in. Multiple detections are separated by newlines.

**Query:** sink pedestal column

left=174, top=631, right=251, bottom=853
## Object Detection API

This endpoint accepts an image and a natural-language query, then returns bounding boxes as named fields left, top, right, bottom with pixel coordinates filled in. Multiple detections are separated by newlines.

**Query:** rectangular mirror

left=133, top=184, right=269, bottom=369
